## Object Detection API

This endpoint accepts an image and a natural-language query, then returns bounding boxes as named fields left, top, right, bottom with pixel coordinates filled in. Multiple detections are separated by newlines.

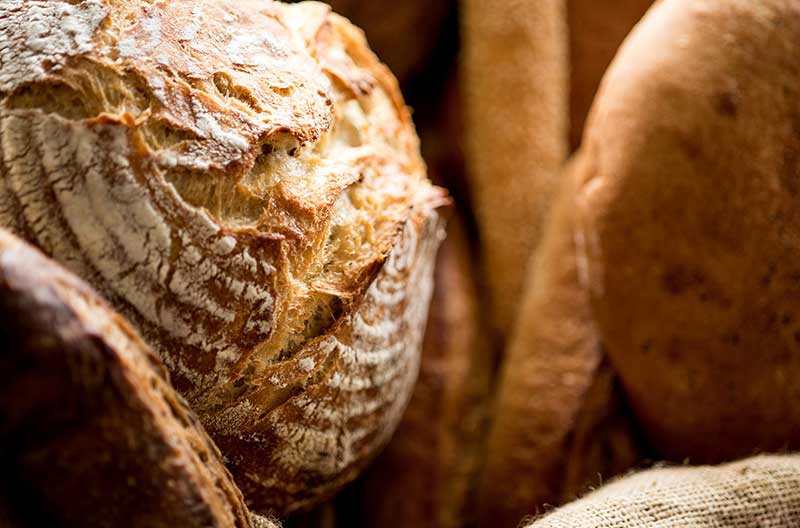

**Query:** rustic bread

left=461, top=0, right=569, bottom=336
left=0, top=0, right=444, bottom=515
left=0, top=228, right=259, bottom=528
left=567, top=0, right=654, bottom=150
left=576, top=0, right=800, bottom=462
left=477, top=164, right=640, bottom=528
left=358, top=213, right=492, bottom=528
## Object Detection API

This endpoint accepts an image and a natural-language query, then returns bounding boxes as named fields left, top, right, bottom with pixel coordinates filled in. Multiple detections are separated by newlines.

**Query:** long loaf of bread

left=476, top=163, right=639, bottom=528
left=461, top=0, right=569, bottom=336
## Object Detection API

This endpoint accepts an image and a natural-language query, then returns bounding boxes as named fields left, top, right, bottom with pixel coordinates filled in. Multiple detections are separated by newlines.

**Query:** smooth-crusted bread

left=461, top=0, right=569, bottom=336
left=477, top=164, right=640, bottom=528
left=576, top=0, right=800, bottom=462
left=0, top=0, right=444, bottom=515
left=0, top=228, right=259, bottom=528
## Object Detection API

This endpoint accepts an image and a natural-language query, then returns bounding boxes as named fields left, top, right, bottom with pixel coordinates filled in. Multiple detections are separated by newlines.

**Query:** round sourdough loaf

left=575, top=0, right=800, bottom=462
left=0, top=228, right=260, bottom=528
left=0, top=0, right=444, bottom=515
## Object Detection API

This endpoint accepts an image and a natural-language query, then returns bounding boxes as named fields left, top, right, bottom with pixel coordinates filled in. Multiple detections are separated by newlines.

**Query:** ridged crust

left=0, top=0, right=444, bottom=515
left=359, top=216, right=492, bottom=528
left=221, top=211, right=443, bottom=513
left=0, top=228, right=253, bottom=528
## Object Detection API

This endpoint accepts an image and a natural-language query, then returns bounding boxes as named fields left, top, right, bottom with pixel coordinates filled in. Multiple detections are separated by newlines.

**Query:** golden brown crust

left=0, top=0, right=444, bottom=515
left=477, top=165, right=640, bottom=528
left=358, top=214, right=492, bottom=528
left=213, top=210, right=444, bottom=514
left=461, top=0, right=569, bottom=335
left=0, top=229, right=252, bottom=528
left=577, top=0, right=800, bottom=462
left=567, top=0, right=654, bottom=150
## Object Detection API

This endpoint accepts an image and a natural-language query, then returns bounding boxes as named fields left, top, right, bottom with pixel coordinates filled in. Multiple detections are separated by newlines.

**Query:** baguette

left=0, top=229, right=257, bottom=528
left=477, top=163, right=639, bottom=528
left=0, top=0, right=444, bottom=515
left=461, top=0, right=569, bottom=335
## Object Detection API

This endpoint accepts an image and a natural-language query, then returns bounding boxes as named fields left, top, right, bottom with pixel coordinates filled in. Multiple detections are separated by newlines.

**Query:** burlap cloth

left=527, top=455, right=800, bottom=527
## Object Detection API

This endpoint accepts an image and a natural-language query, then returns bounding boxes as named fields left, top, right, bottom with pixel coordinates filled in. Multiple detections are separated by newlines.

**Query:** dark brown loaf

left=0, top=228, right=260, bottom=528
left=0, top=0, right=444, bottom=515
left=576, top=0, right=800, bottom=462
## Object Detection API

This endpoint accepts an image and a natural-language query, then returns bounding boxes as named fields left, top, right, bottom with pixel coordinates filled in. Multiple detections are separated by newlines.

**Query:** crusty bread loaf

left=358, top=213, right=492, bottom=528
left=576, top=0, right=800, bottom=462
left=567, top=0, right=654, bottom=150
left=0, top=0, right=444, bottom=515
left=0, top=228, right=256, bottom=528
left=477, top=164, right=640, bottom=528
left=461, top=0, right=569, bottom=336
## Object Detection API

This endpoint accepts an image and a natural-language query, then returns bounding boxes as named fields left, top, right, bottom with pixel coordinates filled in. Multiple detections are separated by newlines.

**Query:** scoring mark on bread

left=0, top=0, right=444, bottom=514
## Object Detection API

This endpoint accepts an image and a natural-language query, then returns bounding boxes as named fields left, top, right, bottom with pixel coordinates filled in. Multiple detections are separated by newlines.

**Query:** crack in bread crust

left=0, top=0, right=445, bottom=515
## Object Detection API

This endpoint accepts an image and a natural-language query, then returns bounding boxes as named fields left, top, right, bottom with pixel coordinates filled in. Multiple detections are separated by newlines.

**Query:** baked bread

left=477, top=164, right=640, bottom=528
left=567, top=0, right=654, bottom=150
left=358, top=214, right=492, bottom=528
left=461, top=0, right=569, bottom=335
left=0, top=228, right=259, bottom=528
left=0, top=0, right=444, bottom=515
left=576, top=0, right=800, bottom=462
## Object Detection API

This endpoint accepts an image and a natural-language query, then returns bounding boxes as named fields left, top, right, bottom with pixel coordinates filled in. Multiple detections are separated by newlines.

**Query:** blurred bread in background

left=568, top=0, right=654, bottom=150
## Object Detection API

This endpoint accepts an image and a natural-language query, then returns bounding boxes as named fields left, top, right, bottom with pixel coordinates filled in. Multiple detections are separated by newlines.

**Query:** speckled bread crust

left=0, top=229, right=254, bottom=528
left=359, top=215, right=492, bottom=528
left=577, top=0, right=800, bottom=462
left=0, top=0, right=444, bottom=515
